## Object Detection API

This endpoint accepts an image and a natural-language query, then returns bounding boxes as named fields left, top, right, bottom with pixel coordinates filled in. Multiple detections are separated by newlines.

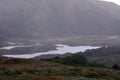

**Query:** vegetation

left=75, top=46, right=120, bottom=66
left=0, top=56, right=119, bottom=80
left=0, top=68, right=22, bottom=80
left=43, top=54, right=105, bottom=67
left=112, top=64, right=120, bottom=70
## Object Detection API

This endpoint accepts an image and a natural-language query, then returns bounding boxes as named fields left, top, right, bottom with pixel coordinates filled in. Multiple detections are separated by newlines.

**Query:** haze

left=0, top=0, right=120, bottom=40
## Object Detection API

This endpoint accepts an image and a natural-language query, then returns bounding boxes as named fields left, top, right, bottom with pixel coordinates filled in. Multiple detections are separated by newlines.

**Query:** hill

left=35, top=46, right=120, bottom=66
left=78, top=46, right=120, bottom=66
left=0, top=56, right=120, bottom=80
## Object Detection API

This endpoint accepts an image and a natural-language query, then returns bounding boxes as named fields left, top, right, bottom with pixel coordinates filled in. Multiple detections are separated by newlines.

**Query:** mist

left=0, top=0, right=120, bottom=39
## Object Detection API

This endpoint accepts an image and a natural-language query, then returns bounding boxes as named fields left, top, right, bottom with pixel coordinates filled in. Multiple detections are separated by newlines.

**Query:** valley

left=0, top=35, right=120, bottom=67
left=0, top=0, right=120, bottom=79
left=0, top=35, right=119, bottom=57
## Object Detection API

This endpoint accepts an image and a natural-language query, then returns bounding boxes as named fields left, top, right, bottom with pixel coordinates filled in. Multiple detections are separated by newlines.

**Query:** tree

left=112, top=64, right=120, bottom=70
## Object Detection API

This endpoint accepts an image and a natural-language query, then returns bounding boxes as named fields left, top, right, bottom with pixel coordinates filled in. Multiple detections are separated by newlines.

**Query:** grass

left=0, top=57, right=119, bottom=80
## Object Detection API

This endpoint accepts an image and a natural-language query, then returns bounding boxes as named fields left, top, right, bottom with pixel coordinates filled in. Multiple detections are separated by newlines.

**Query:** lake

left=2, top=44, right=101, bottom=58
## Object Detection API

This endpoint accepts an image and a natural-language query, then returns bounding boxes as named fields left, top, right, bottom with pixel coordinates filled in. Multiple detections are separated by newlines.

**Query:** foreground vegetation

left=42, top=55, right=106, bottom=67
left=0, top=56, right=120, bottom=80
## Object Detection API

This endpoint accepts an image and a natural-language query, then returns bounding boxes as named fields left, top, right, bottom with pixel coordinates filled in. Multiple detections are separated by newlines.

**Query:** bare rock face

left=0, top=0, right=120, bottom=39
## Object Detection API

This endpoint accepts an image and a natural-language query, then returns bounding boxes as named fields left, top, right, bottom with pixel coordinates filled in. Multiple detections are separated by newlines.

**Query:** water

left=0, top=44, right=41, bottom=50
left=2, top=44, right=101, bottom=58
left=0, top=46, right=25, bottom=50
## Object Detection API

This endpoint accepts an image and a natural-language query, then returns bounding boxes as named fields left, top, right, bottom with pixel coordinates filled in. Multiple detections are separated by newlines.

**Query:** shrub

left=112, top=64, right=120, bottom=70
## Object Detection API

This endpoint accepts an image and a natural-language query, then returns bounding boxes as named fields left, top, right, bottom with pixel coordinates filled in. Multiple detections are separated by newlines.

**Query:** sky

left=101, top=0, right=120, bottom=5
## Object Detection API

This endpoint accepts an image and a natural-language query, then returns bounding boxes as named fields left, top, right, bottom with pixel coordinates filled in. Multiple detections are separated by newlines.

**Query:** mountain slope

left=0, top=0, right=120, bottom=39
left=0, top=57, right=120, bottom=80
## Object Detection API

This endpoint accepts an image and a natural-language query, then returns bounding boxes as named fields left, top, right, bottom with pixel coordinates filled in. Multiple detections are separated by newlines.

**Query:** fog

left=0, top=0, right=120, bottom=39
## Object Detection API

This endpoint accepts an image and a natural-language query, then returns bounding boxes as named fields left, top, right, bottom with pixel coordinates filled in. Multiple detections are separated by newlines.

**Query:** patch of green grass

left=0, top=68, right=22, bottom=80
left=43, top=54, right=105, bottom=67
